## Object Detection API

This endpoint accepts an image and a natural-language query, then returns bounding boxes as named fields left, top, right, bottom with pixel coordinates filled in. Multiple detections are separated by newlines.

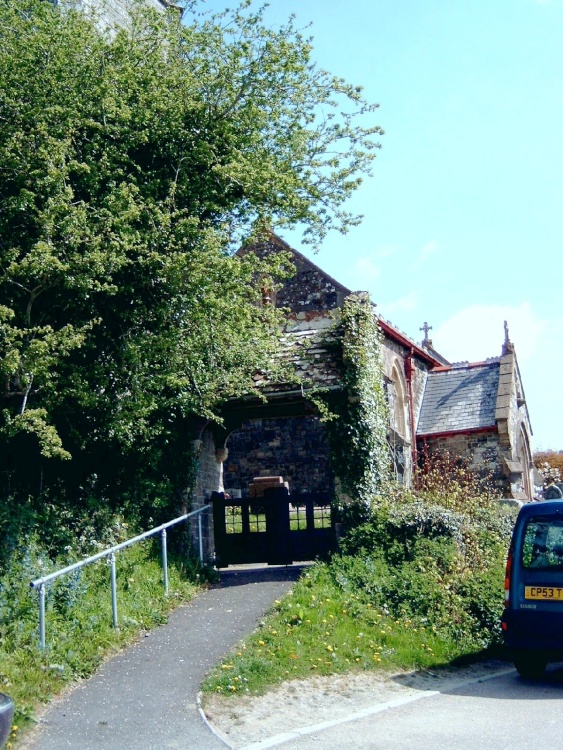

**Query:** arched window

left=519, top=426, right=533, bottom=500
left=385, top=359, right=412, bottom=485
left=389, top=361, right=408, bottom=441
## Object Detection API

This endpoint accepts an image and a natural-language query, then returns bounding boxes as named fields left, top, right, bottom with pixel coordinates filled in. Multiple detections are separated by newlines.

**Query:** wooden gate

left=212, top=487, right=336, bottom=567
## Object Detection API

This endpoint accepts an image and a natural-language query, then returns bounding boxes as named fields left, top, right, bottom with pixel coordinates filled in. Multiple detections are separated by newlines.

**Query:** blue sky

left=205, top=0, right=563, bottom=450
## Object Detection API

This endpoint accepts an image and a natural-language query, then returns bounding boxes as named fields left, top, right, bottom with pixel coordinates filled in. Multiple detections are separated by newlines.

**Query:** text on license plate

left=525, top=586, right=563, bottom=600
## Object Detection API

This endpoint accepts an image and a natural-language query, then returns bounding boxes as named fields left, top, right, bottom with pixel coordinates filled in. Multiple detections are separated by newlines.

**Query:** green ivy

left=317, top=293, right=390, bottom=504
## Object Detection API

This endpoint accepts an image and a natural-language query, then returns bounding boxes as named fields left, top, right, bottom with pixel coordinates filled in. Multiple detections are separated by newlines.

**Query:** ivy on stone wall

left=318, top=293, right=390, bottom=504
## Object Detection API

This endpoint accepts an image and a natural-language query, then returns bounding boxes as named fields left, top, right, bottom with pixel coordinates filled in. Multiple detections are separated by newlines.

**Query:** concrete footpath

left=22, top=565, right=304, bottom=750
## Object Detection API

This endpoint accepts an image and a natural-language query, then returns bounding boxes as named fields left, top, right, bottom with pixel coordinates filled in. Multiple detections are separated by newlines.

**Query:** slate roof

left=417, top=361, right=501, bottom=435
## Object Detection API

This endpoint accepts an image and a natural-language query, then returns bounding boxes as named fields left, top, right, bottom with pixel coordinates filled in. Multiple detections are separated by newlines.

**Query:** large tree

left=0, top=0, right=382, bottom=511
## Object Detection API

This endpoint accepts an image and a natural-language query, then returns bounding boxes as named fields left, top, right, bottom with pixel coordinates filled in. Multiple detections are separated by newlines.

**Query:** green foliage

left=203, top=552, right=481, bottom=698
left=417, top=449, right=502, bottom=511
left=534, top=449, right=563, bottom=487
left=0, top=0, right=381, bottom=514
left=320, top=293, right=390, bottom=503
left=337, top=512, right=507, bottom=648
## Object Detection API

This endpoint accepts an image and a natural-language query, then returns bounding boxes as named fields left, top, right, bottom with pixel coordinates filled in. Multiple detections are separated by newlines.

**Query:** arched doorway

left=212, top=414, right=336, bottom=566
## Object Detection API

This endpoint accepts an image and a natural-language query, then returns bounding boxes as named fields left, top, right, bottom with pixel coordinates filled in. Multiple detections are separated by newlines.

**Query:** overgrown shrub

left=334, top=453, right=516, bottom=649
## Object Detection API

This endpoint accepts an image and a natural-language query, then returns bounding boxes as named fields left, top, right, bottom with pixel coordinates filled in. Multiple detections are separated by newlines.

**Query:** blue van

left=501, top=499, right=563, bottom=677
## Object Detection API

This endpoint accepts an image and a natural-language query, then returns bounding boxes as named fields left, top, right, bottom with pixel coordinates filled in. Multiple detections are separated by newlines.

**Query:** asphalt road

left=21, top=565, right=305, bottom=750
left=238, top=664, right=563, bottom=750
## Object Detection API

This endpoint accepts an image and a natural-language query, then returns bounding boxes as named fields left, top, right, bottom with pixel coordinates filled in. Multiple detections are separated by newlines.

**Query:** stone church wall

left=223, top=415, right=334, bottom=497
left=190, top=427, right=221, bottom=561
left=380, top=336, right=431, bottom=433
left=418, top=431, right=508, bottom=494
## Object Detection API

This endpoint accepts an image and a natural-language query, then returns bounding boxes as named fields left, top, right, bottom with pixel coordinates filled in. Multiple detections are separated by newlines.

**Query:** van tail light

left=504, top=545, right=513, bottom=608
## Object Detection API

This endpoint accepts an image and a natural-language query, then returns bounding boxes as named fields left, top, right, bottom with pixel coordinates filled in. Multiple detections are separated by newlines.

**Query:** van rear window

left=522, top=517, right=563, bottom=569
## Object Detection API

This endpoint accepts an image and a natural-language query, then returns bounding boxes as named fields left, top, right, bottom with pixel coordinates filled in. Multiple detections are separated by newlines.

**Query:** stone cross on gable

left=502, top=319, right=515, bottom=355
left=420, top=321, right=433, bottom=347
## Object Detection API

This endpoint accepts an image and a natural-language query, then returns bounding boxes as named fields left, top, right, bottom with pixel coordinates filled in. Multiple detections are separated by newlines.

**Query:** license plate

left=525, top=586, right=563, bottom=600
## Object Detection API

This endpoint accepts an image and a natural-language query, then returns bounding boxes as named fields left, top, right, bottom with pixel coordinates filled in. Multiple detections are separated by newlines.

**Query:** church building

left=191, top=232, right=535, bottom=538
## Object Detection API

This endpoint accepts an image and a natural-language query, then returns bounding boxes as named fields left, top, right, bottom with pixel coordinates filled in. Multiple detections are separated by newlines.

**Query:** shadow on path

left=215, top=563, right=311, bottom=588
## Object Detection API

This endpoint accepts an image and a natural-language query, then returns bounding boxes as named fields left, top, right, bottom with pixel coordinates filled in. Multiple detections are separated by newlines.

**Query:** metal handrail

left=30, top=504, right=211, bottom=649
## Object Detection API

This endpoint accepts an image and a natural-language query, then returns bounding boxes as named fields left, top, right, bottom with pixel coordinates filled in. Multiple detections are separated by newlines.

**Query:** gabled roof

left=417, top=361, right=501, bottom=436
left=264, top=233, right=353, bottom=298
left=243, top=232, right=445, bottom=368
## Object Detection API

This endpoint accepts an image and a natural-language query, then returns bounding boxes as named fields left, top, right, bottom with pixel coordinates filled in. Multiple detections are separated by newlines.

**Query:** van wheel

left=513, top=651, right=547, bottom=678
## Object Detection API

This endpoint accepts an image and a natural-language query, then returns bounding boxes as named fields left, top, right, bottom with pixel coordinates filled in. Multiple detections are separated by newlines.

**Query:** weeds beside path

left=1, top=540, right=201, bottom=744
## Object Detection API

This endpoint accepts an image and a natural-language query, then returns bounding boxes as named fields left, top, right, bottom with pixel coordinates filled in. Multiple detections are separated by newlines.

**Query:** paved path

left=22, top=565, right=304, bottom=750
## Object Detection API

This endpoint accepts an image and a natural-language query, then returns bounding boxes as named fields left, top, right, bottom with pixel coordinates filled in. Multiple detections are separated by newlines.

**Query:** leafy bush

left=336, top=453, right=515, bottom=649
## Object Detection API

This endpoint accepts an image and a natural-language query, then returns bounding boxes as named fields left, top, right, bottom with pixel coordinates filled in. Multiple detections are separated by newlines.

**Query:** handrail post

left=198, top=512, right=204, bottom=563
left=30, top=504, right=211, bottom=648
left=110, top=553, right=118, bottom=628
left=161, top=528, right=169, bottom=596
left=39, top=583, right=46, bottom=650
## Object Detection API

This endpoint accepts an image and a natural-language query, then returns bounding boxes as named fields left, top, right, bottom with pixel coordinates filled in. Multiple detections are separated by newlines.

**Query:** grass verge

left=203, top=485, right=515, bottom=698
left=202, top=562, right=497, bottom=697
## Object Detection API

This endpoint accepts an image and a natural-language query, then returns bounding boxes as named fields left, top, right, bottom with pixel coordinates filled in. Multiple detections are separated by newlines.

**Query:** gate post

left=211, top=492, right=226, bottom=567
left=265, top=487, right=292, bottom=565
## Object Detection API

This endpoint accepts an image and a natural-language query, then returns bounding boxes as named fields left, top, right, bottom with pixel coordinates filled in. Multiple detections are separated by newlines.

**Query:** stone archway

left=222, top=414, right=334, bottom=499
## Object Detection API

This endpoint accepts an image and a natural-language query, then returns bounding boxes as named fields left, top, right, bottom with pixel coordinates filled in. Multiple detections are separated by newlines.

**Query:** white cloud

left=411, top=239, right=439, bottom=269
left=380, top=291, right=418, bottom=318
left=432, top=302, right=546, bottom=364
left=353, top=256, right=381, bottom=284
left=341, top=255, right=382, bottom=294
left=375, top=244, right=398, bottom=260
